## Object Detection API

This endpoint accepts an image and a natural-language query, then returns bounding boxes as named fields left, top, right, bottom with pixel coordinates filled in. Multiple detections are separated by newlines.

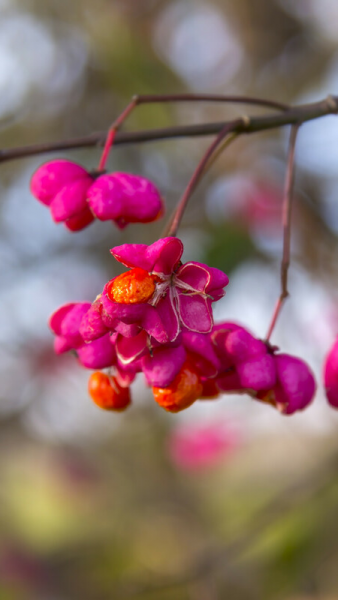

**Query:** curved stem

left=201, top=132, right=238, bottom=177
left=97, top=93, right=288, bottom=171
left=0, top=96, right=336, bottom=164
left=164, top=119, right=243, bottom=237
left=97, top=98, right=138, bottom=170
left=265, top=124, right=300, bottom=341
left=131, top=93, right=289, bottom=112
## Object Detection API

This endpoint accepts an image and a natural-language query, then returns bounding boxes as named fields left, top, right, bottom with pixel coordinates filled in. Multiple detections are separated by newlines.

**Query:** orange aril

left=107, top=267, right=157, bottom=304
left=88, top=372, right=131, bottom=411
left=152, top=362, right=203, bottom=413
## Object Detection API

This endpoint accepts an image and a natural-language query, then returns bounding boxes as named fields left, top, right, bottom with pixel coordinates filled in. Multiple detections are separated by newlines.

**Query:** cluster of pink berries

left=31, top=159, right=163, bottom=231
left=30, top=156, right=338, bottom=416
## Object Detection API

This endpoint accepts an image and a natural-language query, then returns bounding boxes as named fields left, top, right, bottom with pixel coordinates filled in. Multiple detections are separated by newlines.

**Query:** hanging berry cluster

left=24, top=94, right=338, bottom=415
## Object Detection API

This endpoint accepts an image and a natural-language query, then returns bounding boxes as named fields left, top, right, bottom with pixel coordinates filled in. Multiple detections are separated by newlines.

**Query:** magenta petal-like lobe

left=205, top=266, right=229, bottom=296
left=101, top=292, right=146, bottom=326
left=177, top=292, right=213, bottom=333
left=49, top=303, right=76, bottom=335
left=87, top=174, right=123, bottom=220
left=176, top=262, right=228, bottom=296
left=182, top=332, right=220, bottom=377
left=176, top=262, right=210, bottom=292
left=111, top=243, right=153, bottom=270
left=116, top=331, right=148, bottom=364
left=142, top=346, right=186, bottom=387
left=50, top=177, right=92, bottom=222
left=88, top=172, right=163, bottom=224
left=79, top=300, right=109, bottom=342
left=141, top=305, right=169, bottom=343
left=237, top=354, right=276, bottom=391
left=50, top=302, right=91, bottom=352
left=216, top=369, right=243, bottom=392
left=225, top=328, right=266, bottom=363
left=77, top=334, right=117, bottom=369
left=115, top=365, right=137, bottom=388
left=30, top=160, right=89, bottom=206
left=151, top=237, right=183, bottom=275
left=114, top=322, right=140, bottom=338
left=64, top=207, right=95, bottom=231
left=102, top=291, right=167, bottom=343
left=156, top=291, right=180, bottom=342
left=211, top=323, right=241, bottom=366
left=111, top=237, right=183, bottom=275
left=275, top=354, right=316, bottom=414
left=323, top=339, right=338, bottom=408
left=60, top=303, right=91, bottom=349
left=54, top=336, right=72, bottom=354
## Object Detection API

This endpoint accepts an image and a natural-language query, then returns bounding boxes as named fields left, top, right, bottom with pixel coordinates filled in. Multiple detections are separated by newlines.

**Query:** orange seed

left=107, top=267, right=156, bottom=304
left=88, top=371, right=131, bottom=411
left=152, top=362, right=203, bottom=413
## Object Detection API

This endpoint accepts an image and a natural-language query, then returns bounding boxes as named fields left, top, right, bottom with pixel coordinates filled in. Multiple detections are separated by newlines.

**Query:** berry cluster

left=31, top=160, right=163, bottom=231
left=29, top=111, right=338, bottom=417
left=48, top=234, right=317, bottom=415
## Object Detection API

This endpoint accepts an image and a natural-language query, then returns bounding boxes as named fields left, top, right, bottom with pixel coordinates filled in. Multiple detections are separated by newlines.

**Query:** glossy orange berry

left=152, top=362, right=203, bottom=413
left=88, top=372, right=131, bottom=411
left=107, top=267, right=157, bottom=304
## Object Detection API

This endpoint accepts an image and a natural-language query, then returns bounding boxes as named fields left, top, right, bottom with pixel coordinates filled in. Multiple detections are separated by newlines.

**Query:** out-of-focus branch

left=0, top=95, right=336, bottom=163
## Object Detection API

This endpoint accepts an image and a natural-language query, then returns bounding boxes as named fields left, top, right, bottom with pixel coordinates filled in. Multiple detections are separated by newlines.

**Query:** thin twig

left=130, top=93, right=289, bottom=112
left=97, top=98, right=138, bottom=170
left=97, top=93, right=288, bottom=171
left=266, top=124, right=300, bottom=341
left=164, top=120, right=242, bottom=237
left=201, top=132, right=238, bottom=175
left=0, top=96, right=336, bottom=164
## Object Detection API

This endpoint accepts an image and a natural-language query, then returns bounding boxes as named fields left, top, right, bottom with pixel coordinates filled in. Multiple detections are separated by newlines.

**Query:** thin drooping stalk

left=97, top=98, right=138, bottom=170
left=129, top=93, right=289, bottom=112
left=0, top=95, right=337, bottom=164
left=164, top=120, right=243, bottom=237
left=265, top=124, right=300, bottom=341
left=201, top=132, right=238, bottom=176
left=97, top=94, right=287, bottom=171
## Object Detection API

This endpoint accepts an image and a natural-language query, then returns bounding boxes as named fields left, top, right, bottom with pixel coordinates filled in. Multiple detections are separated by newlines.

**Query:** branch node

left=241, top=114, right=251, bottom=128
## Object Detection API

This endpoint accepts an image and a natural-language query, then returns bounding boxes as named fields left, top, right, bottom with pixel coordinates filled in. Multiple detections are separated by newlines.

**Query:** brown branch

left=131, top=93, right=289, bottom=112
left=97, top=93, right=289, bottom=171
left=0, top=95, right=336, bottom=164
left=266, top=124, right=300, bottom=341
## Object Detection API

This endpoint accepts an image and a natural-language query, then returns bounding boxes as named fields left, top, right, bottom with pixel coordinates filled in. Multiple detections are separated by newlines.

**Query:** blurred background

left=1, top=0, right=338, bottom=598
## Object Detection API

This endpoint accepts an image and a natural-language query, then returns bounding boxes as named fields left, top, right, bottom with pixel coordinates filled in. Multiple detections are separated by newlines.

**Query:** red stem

left=265, top=124, right=300, bottom=341
left=97, top=94, right=288, bottom=171
left=97, top=99, right=138, bottom=170
left=165, top=119, right=243, bottom=237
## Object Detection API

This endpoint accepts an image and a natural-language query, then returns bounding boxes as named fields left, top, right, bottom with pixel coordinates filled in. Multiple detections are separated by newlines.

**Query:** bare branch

left=0, top=95, right=336, bottom=164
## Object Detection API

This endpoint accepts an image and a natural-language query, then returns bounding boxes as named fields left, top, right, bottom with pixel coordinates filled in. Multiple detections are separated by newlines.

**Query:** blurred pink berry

left=31, top=160, right=164, bottom=231
left=168, top=421, right=240, bottom=470
left=323, top=338, right=338, bottom=408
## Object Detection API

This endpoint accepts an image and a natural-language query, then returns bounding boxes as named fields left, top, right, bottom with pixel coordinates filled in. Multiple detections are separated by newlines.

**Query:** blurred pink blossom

left=168, top=421, right=241, bottom=471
